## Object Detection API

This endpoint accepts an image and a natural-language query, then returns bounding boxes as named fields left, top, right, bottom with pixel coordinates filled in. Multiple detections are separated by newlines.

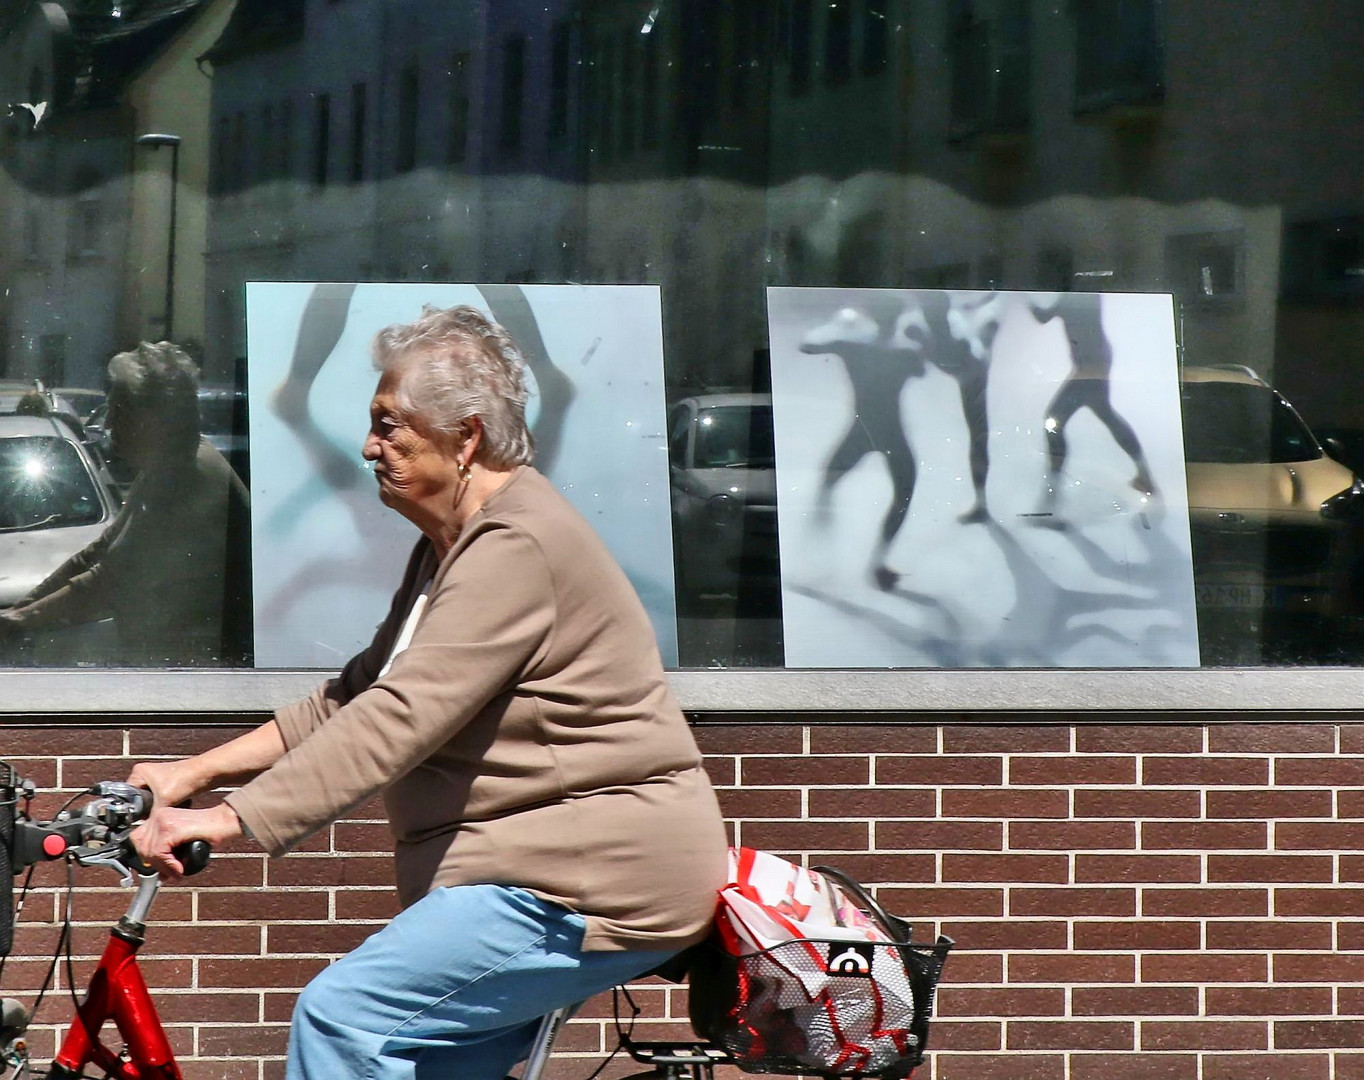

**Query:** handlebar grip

left=174, top=840, right=211, bottom=876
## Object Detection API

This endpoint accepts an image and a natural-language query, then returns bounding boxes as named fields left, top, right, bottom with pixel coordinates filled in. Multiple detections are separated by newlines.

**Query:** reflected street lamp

left=135, top=132, right=181, bottom=339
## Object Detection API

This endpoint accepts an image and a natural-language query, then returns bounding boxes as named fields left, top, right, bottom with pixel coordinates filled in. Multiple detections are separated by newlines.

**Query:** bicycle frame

left=47, top=873, right=182, bottom=1080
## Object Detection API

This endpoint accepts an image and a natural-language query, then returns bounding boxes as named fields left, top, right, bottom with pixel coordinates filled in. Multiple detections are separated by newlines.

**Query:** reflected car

left=1182, top=364, right=1364, bottom=647
left=668, top=393, right=779, bottom=603
left=0, top=411, right=122, bottom=608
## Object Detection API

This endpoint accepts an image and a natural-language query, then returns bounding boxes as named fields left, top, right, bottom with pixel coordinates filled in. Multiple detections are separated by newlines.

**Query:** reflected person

left=0, top=342, right=251, bottom=665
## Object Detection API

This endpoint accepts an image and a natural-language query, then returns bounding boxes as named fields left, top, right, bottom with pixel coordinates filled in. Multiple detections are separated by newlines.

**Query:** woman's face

left=362, top=368, right=464, bottom=530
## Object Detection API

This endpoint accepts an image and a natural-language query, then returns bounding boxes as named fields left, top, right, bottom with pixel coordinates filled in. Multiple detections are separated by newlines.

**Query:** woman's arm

left=128, top=719, right=288, bottom=808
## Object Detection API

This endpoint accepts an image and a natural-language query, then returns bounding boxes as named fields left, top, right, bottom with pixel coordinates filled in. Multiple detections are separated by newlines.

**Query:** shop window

left=641, top=24, right=659, bottom=150
left=312, top=93, right=330, bottom=186
left=448, top=52, right=470, bottom=165
left=1166, top=231, right=1245, bottom=309
left=396, top=63, right=419, bottom=173
left=500, top=35, right=525, bottom=157
left=349, top=83, right=366, bottom=182
left=824, top=0, right=852, bottom=86
left=949, top=0, right=1029, bottom=141
left=619, top=26, right=636, bottom=157
left=789, top=0, right=812, bottom=96
left=549, top=21, right=571, bottom=141
left=1074, top=0, right=1164, bottom=113
left=38, top=333, right=66, bottom=385
left=862, top=0, right=888, bottom=75
left=259, top=104, right=275, bottom=183
left=65, top=195, right=101, bottom=260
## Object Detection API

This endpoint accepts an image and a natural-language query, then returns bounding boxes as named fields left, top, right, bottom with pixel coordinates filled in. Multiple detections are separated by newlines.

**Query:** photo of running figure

left=246, top=283, right=676, bottom=667
left=769, top=287, right=1199, bottom=669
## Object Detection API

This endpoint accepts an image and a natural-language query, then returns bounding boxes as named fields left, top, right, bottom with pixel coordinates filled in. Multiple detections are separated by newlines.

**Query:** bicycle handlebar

left=2, top=773, right=212, bottom=888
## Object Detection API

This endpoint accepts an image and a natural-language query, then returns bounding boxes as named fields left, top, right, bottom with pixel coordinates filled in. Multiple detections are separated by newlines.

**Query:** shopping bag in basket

left=690, top=849, right=953, bottom=1077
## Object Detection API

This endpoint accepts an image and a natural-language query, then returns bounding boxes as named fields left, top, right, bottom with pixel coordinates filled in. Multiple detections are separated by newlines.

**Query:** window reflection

left=0, top=0, right=1359, bottom=669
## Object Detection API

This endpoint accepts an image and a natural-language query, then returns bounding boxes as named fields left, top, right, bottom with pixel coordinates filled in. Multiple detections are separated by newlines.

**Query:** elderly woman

left=0, top=341, right=251, bottom=665
left=128, top=306, right=728, bottom=1080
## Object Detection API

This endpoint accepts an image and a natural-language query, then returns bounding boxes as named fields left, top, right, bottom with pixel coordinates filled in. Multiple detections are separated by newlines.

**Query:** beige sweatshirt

left=227, top=467, right=727, bottom=951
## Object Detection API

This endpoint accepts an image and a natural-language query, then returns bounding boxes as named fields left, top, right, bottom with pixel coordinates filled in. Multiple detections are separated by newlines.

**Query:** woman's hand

left=127, top=759, right=202, bottom=810
left=130, top=803, right=242, bottom=880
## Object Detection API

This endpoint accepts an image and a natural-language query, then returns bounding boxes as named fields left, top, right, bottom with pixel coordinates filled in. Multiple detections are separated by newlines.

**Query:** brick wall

left=3, top=719, right=1363, bottom=1080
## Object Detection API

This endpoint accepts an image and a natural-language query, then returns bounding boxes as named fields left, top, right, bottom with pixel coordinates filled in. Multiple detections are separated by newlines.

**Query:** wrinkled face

left=362, top=367, right=463, bottom=528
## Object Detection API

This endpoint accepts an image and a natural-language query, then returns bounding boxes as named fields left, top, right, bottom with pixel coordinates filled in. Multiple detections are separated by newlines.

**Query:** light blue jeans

left=287, top=884, right=677, bottom=1080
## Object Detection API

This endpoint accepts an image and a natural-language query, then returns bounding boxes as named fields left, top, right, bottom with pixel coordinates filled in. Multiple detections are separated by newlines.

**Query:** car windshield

left=1181, top=382, right=1323, bottom=464
left=694, top=405, right=776, bottom=469
left=0, top=436, right=105, bottom=532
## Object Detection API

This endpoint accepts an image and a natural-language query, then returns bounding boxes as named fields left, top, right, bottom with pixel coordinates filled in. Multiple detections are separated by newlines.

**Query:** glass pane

left=0, top=0, right=1359, bottom=671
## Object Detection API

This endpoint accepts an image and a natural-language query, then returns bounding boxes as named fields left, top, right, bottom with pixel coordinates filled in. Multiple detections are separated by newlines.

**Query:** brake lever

left=69, top=839, right=147, bottom=887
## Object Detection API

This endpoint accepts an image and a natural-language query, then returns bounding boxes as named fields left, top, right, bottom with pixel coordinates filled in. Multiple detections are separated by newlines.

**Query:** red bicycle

left=1, top=774, right=210, bottom=1080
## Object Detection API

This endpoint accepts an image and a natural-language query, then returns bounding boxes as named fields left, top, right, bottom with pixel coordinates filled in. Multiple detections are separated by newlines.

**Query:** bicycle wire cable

left=583, top=983, right=642, bottom=1080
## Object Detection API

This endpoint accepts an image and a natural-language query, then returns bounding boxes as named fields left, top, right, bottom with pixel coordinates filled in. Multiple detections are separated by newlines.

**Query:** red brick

left=1073, top=920, right=1200, bottom=951
left=715, top=787, right=803, bottom=818
left=876, top=821, right=1003, bottom=851
left=198, top=890, right=330, bottom=922
left=740, top=756, right=869, bottom=786
left=331, top=822, right=394, bottom=851
left=199, top=957, right=329, bottom=988
left=1276, top=822, right=1364, bottom=850
left=940, top=790, right=1069, bottom=819
left=930, top=1020, right=1003, bottom=1050
left=702, top=756, right=737, bottom=786
left=198, top=1023, right=292, bottom=1056
left=1340, top=924, right=1364, bottom=949
left=146, top=924, right=263, bottom=957
left=944, top=951, right=1004, bottom=983
left=193, top=856, right=267, bottom=888
left=1009, top=821, right=1134, bottom=850
left=876, top=887, right=1004, bottom=917
left=127, top=726, right=251, bottom=756
left=1010, top=888, right=1135, bottom=918
left=1073, top=789, right=1201, bottom=818
left=1276, top=953, right=1364, bottom=982
left=1141, top=953, right=1268, bottom=982
left=1142, top=1022, right=1268, bottom=1050
left=1206, top=986, right=1332, bottom=1016
left=1071, top=986, right=1200, bottom=1016
left=1343, top=790, right=1364, bottom=818
left=807, top=787, right=935, bottom=818
left=263, top=992, right=299, bottom=1023
left=265, top=855, right=393, bottom=887
left=1007, top=953, right=1134, bottom=984
left=1141, top=888, right=1267, bottom=917
left=941, top=727, right=1070, bottom=754
left=1339, top=856, right=1364, bottom=881
left=1071, top=1054, right=1198, bottom=1080
left=1141, top=757, right=1268, bottom=786
left=155, top=993, right=261, bottom=1023
left=267, top=922, right=382, bottom=954
left=1277, top=758, right=1364, bottom=786
left=1141, top=822, right=1267, bottom=850
left=1202, top=1053, right=1329, bottom=1080
left=1341, top=726, right=1364, bottom=754
left=936, top=1053, right=1065, bottom=1080
left=180, top=1060, right=261, bottom=1080
left=1276, top=888, right=1364, bottom=916
left=1007, top=1021, right=1132, bottom=1050
left=1207, top=855, right=1334, bottom=883
left=1074, top=727, right=1203, bottom=754
left=1204, top=789, right=1333, bottom=819
left=693, top=726, right=804, bottom=755
left=876, top=755, right=1001, bottom=786
left=334, top=890, right=401, bottom=920
left=943, top=854, right=1067, bottom=884
left=1208, top=724, right=1335, bottom=754
left=1075, top=855, right=1202, bottom=884
left=806, top=853, right=936, bottom=882
left=1336, top=988, right=1364, bottom=1014
left=940, top=920, right=1068, bottom=950
left=4, top=728, right=126, bottom=755
left=1277, top=1021, right=1364, bottom=1049
left=741, top=820, right=870, bottom=851
left=1205, top=920, right=1332, bottom=950
left=937, top=987, right=1065, bottom=1017
left=1009, top=756, right=1135, bottom=786
left=807, top=725, right=937, bottom=754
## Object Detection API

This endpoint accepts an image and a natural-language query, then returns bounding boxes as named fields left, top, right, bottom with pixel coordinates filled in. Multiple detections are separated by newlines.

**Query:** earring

left=456, top=460, right=470, bottom=481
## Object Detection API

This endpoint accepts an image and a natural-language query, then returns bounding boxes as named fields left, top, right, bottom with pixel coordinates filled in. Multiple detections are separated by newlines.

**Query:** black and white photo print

left=768, top=287, right=1199, bottom=668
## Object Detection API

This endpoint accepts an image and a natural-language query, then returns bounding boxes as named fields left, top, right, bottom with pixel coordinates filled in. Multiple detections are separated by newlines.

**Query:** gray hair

left=107, top=341, right=201, bottom=458
left=371, top=305, right=534, bottom=467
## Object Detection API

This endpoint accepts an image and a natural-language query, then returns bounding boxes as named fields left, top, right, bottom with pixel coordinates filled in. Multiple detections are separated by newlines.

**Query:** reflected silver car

left=0, top=412, right=122, bottom=608
left=668, top=393, right=779, bottom=601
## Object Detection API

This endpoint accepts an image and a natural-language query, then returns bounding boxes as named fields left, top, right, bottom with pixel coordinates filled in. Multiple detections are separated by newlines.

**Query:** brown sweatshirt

left=227, top=467, right=727, bottom=951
